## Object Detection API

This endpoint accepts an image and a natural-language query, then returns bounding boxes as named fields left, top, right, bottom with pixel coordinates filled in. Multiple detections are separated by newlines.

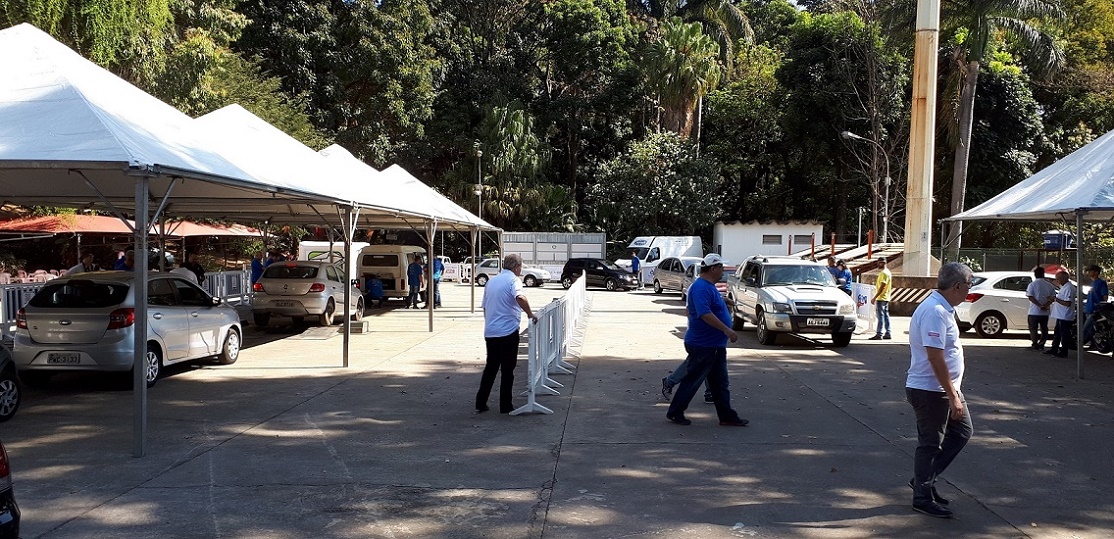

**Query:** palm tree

left=646, top=18, right=722, bottom=137
left=943, top=0, right=1065, bottom=249
left=628, top=0, right=753, bottom=71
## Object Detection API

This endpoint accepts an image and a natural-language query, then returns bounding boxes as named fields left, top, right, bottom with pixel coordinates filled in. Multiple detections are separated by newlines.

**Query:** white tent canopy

left=948, top=128, right=1114, bottom=223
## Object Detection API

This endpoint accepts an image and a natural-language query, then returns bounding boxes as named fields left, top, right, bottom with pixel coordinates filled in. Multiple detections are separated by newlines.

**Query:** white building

left=712, top=221, right=825, bottom=263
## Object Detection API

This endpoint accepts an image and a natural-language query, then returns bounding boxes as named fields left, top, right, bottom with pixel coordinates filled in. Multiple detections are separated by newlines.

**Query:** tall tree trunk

left=948, top=60, right=980, bottom=256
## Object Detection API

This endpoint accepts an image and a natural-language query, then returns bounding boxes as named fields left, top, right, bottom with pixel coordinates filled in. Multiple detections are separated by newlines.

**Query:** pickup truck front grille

left=792, top=300, right=838, bottom=315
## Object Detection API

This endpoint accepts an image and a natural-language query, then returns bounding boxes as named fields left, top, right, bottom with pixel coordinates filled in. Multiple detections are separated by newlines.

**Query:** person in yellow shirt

left=869, top=257, right=893, bottom=340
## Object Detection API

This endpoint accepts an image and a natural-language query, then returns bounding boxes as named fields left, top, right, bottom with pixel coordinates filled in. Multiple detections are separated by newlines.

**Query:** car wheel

left=756, top=311, right=777, bottom=345
left=833, top=331, right=853, bottom=347
left=680, top=290, right=686, bottom=302
left=144, top=344, right=162, bottom=388
left=605, top=278, right=618, bottom=291
left=215, top=329, right=241, bottom=365
left=319, top=299, right=336, bottom=326
left=653, top=280, right=663, bottom=294
left=524, top=275, right=537, bottom=287
left=0, top=366, right=21, bottom=422
left=732, top=313, right=745, bottom=330
left=561, top=277, right=572, bottom=289
left=352, top=297, right=365, bottom=321
left=476, top=274, right=489, bottom=287
left=974, top=312, right=1006, bottom=338
left=253, top=312, right=270, bottom=327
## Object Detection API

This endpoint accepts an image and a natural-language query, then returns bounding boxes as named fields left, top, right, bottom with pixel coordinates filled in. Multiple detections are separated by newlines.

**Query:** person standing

left=1045, top=270, right=1076, bottom=358
left=1081, top=264, right=1108, bottom=348
left=631, top=250, right=642, bottom=289
left=475, top=254, right=537, bottom=414
left=184, top=254, right=206, bottom=285
left=906, top=262, right=974, bottom=518
left=826, top=256, right=840, bottom=282
left=65, top=252, right=99, bottom=275
left=431, top=256, right=445, bottom=308
left=406, top=255, right=424, bottom=309
left=664, top=254, right=749, bottom=427
left=114, top=250, right=135, bottom=271
left=250, top=252, right=266, bottom=284
left=1025, top=266, right=1057, bottom=351
left=869, top=257, right=892, bottom=340
left=171, top=261, right=199, bottom=284
left=837, top=260, right=853, bottom=296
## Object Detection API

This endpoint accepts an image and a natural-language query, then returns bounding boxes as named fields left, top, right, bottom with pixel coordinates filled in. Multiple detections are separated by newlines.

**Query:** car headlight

left=772, top=302, right=792, bottom=314
left=839, top=303, right=856, bottom=315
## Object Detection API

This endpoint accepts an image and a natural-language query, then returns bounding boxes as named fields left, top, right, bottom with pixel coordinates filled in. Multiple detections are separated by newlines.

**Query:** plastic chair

left=0, top=273, right=10, bottom=284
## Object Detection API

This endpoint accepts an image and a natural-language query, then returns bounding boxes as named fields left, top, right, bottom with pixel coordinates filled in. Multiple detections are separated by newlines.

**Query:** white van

left=356, top=245, right=427, bottom=301
left=616, top=236, right=703, bottom=285
left=297, top=240, right=370, bottom=278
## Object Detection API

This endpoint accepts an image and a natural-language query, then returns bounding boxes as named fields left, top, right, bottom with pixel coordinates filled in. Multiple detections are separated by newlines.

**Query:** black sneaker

left=912, top=501, right=953, bottom=518
left=719, top=417, right=749, bottom=426
left=666, top=414, right=691, bottom=425
left=661, top=378, right=673, bottom=400
left=868, top=334, right=883, bottom=340
left=704, top=393, right=715, bottom=404
left=883, top=334, right=892, bottom=340
left=908, top=478, right=950, bottom=504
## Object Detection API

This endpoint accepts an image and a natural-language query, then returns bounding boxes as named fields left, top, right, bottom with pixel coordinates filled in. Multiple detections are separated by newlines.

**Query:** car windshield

left=262, top=264, right=320, bottom=279
left=603, top=261, right=622, bottom=270
left=29, top=280, right=129, bottom=308
left=762, top=265, right=835, bottom=286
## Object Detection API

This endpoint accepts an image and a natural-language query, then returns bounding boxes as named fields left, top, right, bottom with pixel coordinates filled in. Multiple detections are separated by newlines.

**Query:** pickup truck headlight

left=772, top=302, right=792, bottom=314
left=839, top=303, right=856, bottom=315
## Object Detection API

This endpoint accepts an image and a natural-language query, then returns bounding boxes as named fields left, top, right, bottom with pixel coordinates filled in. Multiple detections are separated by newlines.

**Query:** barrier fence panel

left=1, top=283, right=45, bottom=340
left=511, top=274, right=588, bottom=416
left=202, top=269, right=252, bottom=306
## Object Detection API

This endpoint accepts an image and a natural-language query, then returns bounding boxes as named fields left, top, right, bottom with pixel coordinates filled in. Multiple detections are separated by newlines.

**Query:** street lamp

left=841, top=130, right=892, bottom=243
left=474, top=141, right=483, bottom=259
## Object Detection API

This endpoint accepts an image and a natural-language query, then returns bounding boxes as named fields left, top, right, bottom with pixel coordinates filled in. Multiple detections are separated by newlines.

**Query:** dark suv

left=560, top=258, right=638, bottom=291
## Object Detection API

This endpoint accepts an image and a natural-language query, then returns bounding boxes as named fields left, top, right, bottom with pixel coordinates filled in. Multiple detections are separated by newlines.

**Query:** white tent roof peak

left=950, top=128, right=1114, bottom=222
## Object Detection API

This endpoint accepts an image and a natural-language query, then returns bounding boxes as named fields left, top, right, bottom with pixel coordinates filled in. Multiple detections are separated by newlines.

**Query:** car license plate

left=47, top=352, right=80, bottom=364
left=274, top=300, right=296, bottom=307
left=805, top=318, right=830, bottom=327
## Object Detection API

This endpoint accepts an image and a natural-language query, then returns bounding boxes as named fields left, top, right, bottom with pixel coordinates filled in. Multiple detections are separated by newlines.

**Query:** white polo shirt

left=906, top=290, right=964, bottom=392
left=1051, top=281, right=1076, bottom=321
left=1026, top=278, right=1057, bottom=316
left=482, top=269, right=524, bottom=338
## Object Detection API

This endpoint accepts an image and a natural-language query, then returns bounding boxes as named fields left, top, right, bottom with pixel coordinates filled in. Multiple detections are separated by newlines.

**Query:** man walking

left=432, top=256, right=445, bottom=308
left=906, top=262, right=974, bottom=518
left=475, top=254, right=537, bottom=414
left=869, top=257, right=892, bottom=340
left=406, top=254, right=424, bottom=309
left=631, top=250, right=642, bottom=289
left=1025, top=266, right=1056, bottom=350
left=1082, top=264, right=1108, bottom=348
left=665, top=254, right=749, bottom=427
left=1045, top=270, right=1076, bottom=358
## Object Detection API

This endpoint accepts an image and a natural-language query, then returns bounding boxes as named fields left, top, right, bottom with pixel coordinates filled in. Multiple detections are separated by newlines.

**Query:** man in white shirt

left=171, top=262, right=200, bottom=285
left=64, top=253, right=99, bottom=276
left=475, top=254, right=537, bottom=414
left=1045, top=270, right=1076, bottom=357
left=1025, top=267, right=1057, bottom=351
left=905, top=262, right=974, bottom=519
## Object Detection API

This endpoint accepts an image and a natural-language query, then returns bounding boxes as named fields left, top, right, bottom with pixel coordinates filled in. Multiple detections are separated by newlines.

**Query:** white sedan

left=956, top=271, right=1048, bottom=337
left=252, top=261, right=363, bottom=326
left=472, top=258, right=550, bottom=287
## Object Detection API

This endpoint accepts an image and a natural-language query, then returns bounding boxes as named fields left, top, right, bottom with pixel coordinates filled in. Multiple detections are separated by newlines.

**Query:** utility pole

left=903, top=0, right=941, bottom=276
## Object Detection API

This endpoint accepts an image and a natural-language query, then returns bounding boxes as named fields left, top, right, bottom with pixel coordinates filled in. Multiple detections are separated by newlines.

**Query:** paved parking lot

left=3, top=281, right=1114, bottom=538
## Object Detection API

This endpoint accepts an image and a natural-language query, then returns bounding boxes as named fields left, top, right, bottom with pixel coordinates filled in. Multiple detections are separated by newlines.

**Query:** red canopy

left=0, top=215, right=132, bottom=234
left=154, top=221, right=260, bottom=237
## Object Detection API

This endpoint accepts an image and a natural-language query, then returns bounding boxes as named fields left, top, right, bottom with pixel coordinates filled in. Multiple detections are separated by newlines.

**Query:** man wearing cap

left=1082, top=264, right=1108, bottom=348
left=869, top=257, right=893, bottom=340
left=665, top=253, right=749, bottom=427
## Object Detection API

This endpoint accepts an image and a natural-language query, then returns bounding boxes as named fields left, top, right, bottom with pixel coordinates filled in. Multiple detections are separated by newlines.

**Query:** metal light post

left=857, top=206, right=866, bottom=246
left=474, top=141, right=483, bottom=260
left=841, top=130, right=892, bottom=243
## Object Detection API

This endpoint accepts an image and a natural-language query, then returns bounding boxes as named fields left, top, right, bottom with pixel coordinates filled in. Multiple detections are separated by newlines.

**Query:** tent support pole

left=470, top=227, right=477, bottom=314
left=1076, top=210, right=1086, bottom=379
left=426, top=221, right=437, bottom=332
left=341, top=207, right=354, bottom=368
left=133, top=177, right=151, bottom=458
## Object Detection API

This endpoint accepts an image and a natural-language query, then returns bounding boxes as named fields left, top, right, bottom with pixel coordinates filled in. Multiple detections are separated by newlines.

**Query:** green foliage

left=645, top=17, right=721, bottom=136
left=965, top=68, right=1044, bottom=206
left=584, top=131, right=723, bottom=240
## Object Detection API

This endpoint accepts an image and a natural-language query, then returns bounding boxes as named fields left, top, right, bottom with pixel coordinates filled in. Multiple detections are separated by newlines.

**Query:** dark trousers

left=1049, top=318, right=1075, bottom=353
left=666, top=344, right=740, bottom=422
left=906, top=387, right=973, bottom=504
left=1082, top=312, right=1099, bottom=346
left=1028, top=314, right=1049, bottom=348
left=476, top=331, right=520, bottom=413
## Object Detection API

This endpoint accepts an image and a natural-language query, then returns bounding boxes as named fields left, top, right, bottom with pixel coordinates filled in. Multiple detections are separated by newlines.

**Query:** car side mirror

left=745, top=278, right=755, bottom=286
left=211, top=296, right=222, bottom=306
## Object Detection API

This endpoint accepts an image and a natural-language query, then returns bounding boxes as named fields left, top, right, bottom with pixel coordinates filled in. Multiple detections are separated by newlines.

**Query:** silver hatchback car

left=13, top=272, right=242, bottom=387
left=251, top=261, right=363, bottom=326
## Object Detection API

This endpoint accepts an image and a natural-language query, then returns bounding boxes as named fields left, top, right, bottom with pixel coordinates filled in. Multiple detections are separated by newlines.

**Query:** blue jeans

left=666, top=345, right=740, bottom=422
left=433, top=279, right=441, bottom=307
left=666, top=358, right=712, bottom=399
left=906, top=388, right=973, bottom=504
left=874, top=300, right=891, bottom=336
left=1082, top=312, right=1098, bottom=346
left=408, top=283, right=421, bottom=307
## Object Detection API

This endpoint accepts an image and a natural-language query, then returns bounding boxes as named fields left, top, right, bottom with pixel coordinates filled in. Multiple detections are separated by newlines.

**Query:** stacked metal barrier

left=511, top=274, right=587, bottom=415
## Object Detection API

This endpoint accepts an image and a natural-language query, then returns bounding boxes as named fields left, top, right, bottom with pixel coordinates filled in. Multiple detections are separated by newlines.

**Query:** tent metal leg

left=133, top=177, right=150, bottom=458
left=1076, top=211, right=1085, bottom=379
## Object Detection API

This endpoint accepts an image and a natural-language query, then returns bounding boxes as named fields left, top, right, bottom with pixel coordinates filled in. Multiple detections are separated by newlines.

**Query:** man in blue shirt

left=406, top=255, right=424, bottom=309
left=1082, top=264, right=1109, bottom=348
left=430, top=257, right=445, bottom=308
left=664, top=254, right=749, bottom=427
left=250, top=252, right=265, bottom=284
left=630, top=250, right=642, bottom=289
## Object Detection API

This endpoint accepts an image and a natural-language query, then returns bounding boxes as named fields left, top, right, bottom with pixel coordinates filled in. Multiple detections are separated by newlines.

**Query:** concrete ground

left=3, top=281, right=1113, bottom=538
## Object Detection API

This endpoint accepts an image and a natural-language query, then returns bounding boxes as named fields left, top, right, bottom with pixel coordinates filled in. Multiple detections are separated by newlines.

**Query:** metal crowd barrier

left=511, top=274, right=588, bottom=415
left=1, top=283, right=45, bottom=340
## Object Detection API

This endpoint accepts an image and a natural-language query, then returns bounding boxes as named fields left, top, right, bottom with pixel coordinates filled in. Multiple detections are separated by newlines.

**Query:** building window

left=793, top=234, right=813, bottom=244
left=762, top=235, right=782, bottom=245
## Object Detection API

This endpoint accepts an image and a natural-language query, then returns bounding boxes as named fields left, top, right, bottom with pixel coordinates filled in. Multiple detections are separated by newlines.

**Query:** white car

left=13, top=272, right=242, bottom=387
left=473, top=258, right=550, bottom=287
left=955, top=271, right=1050, bottom=337
left=252, top=261, right=363, bottom=326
